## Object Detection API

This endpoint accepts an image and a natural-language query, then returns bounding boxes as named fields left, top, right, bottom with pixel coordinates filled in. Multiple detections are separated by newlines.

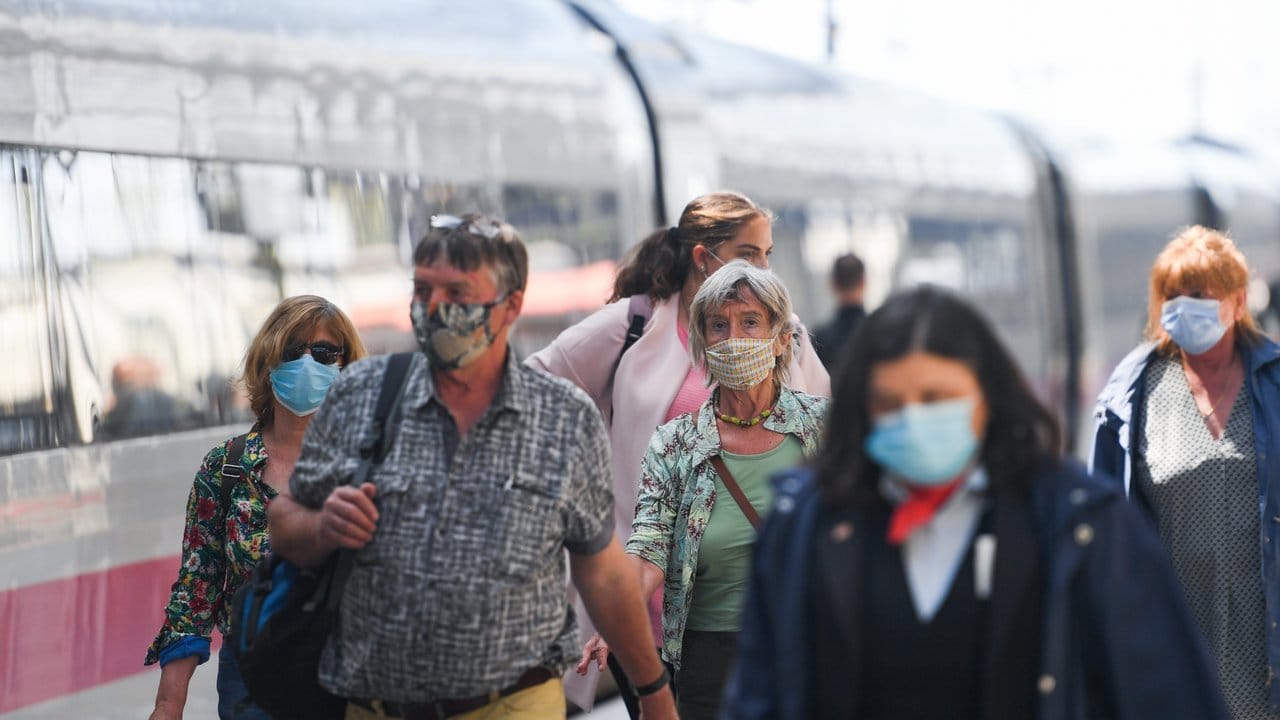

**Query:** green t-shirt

left=685, top=435, right=805, bottom=632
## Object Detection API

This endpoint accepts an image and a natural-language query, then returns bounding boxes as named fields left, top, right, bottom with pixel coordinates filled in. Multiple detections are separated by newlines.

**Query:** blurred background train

left=3, top=0, right=1280, bottom=715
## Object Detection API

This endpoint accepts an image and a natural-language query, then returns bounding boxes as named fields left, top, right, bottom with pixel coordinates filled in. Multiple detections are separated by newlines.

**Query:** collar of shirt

left=689, top=384, right=814, bottom=465
left=242, top=427, right=269, bottom=469
left=405, top=347, right=531, bottom=416
left=880, top=467, right=989, bottom=622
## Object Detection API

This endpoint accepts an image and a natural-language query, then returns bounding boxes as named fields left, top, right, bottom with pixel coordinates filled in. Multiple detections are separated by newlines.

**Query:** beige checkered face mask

left=704, top=336, right=777, bottom=390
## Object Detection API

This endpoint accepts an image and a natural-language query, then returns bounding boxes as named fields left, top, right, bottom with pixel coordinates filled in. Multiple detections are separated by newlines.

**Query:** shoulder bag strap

left=708, top=455, right=761, bottom=530
left=219, top=433, right=250, bottom=527
left=323, top=353, right=416, bottom=611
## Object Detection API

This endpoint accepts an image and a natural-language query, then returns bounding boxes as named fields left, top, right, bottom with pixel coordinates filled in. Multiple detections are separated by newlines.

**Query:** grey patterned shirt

left=290, top=350, right=614, bottom=702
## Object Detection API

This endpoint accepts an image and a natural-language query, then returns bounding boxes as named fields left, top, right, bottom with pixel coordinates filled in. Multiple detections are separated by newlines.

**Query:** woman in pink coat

left=527, top=190, right=830, bottom=713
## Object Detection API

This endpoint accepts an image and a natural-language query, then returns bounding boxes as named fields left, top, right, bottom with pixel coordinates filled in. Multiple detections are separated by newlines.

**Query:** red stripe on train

left=0, top=555, right=215, bottom=713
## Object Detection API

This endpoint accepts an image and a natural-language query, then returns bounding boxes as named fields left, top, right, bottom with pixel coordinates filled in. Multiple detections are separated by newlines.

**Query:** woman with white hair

left=577, top=261, right=828, bottom=719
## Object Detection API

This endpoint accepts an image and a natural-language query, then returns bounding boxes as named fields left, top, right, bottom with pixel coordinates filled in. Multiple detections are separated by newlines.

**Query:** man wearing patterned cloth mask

left=269, top=213, right=676, bottom=720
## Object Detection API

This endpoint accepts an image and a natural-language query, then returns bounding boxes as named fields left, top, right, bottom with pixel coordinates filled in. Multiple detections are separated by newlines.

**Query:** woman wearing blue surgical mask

left=146, top=295, right=366, bottom=720
left=722, top=286, right=1229, bottom=720
left=575, top=261, right=828, bottom=720
left=1093, top=226, right=1280, bottom=720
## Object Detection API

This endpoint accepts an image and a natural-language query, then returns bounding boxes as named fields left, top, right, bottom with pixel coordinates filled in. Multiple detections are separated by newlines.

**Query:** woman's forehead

left=1162, top=279, right=1233, bottom=298
left=709, top=286, right=762, bottom=311
left=1159, top=259, right=1240, bottom=295
left=870, top=351, right=979, bottom=388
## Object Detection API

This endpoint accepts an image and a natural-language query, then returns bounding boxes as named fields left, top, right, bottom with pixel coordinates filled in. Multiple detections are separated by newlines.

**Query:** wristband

left=634, top=667, right=671, bottom=697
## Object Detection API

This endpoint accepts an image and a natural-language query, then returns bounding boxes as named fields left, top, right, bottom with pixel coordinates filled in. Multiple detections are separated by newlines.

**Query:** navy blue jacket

left=720, top=462, right=1229, bottom=720
left=1091, top=338, right=1280, bottom=709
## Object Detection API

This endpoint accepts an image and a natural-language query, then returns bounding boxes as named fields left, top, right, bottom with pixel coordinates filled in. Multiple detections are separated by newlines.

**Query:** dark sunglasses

left=283, top=341, right=345, bottom=366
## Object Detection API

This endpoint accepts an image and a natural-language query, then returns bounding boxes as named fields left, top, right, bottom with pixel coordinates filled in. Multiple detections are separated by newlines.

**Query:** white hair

left=689, top=260, right=795, bottom=387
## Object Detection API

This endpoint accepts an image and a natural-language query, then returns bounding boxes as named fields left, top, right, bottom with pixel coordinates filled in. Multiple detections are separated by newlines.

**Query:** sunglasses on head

left=430, top=214, right=505, bottom=241
left=283, top=341, right=344, bottom=366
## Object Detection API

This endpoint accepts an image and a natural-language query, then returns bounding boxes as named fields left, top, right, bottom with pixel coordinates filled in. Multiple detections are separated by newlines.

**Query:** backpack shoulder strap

left=219, top=433, right=249, bottom=525
left=606, top=295, right=654, bottom=425
left=360, top=352, right=415, bottom=463
left=619, top=294, right=653, bottom=361
left=325, top=352, right=415, bottom=611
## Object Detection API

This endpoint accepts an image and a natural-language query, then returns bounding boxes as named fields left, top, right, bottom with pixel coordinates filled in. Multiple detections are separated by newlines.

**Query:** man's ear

left=504, top=289, right=524, bottom=319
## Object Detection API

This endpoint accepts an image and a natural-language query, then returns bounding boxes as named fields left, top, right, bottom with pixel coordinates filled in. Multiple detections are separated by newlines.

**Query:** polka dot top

left=1136, top=354, right=1273, bottom=720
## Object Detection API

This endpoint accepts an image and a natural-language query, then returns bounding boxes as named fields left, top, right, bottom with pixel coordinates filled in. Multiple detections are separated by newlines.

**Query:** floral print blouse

left=145, top=430, right=275, bottom=666
left=625, top=386, right=828, bottom=670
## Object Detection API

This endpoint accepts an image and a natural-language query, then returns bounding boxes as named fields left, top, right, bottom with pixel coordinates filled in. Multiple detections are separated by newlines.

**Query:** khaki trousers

left=344, top=678, right=564, bottom=720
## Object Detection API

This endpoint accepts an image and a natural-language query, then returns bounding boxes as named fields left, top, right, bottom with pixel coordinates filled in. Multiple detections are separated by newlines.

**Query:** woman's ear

left=774, top=328, right=793, bottom=357
left=690, top=245, right=710, bottom=275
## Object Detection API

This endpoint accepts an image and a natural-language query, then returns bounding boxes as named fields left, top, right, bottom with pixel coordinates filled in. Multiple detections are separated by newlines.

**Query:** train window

left=193, top=162, right=275, bottom=426
left=903, top=211, right=1053, bottom=398
left=322, top=171, right=417, bottom=354
left=404, top=180, right=503, bottom=243
left=502, top=184, right=622, bottom=263
left=195, top=162, right=247, bottom=235
left=0, top=152, right=58, bottom=454
left=44, top=151, right=221, bottom=442
left=327, top=171, right=398, bottom=252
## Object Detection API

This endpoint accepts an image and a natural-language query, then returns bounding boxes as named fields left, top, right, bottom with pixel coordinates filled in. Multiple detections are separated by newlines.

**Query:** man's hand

left=319, top=482, right=379, bottom=550
left=571, top=539, right=678, bottom=718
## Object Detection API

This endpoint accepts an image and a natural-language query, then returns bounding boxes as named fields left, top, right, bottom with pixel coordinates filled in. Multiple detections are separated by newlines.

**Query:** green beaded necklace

left=714, top=387, right=779, bottom=428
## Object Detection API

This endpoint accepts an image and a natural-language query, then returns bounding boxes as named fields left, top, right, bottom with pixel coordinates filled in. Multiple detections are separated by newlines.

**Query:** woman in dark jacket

left=720, top=286, right=1228, bottom=720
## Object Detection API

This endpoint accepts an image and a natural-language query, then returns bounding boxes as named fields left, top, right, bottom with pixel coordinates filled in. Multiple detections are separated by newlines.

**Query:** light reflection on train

left=2, top=0, right=1279, bottom=715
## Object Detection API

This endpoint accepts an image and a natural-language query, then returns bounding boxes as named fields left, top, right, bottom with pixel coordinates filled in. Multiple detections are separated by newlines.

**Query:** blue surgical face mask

left=269, top=354, right=340, bottom=417
left=865, top=397, right=979, bottom=486
left=1161, top=296, right=1228, bottom=355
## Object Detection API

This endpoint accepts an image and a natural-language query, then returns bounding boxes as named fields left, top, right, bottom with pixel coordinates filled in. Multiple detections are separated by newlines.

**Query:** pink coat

left=526, top=294, right=830, bottom=707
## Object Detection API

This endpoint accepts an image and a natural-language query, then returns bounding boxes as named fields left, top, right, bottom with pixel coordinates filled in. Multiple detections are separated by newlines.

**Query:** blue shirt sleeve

left=157, top=634, right=211, bottom=667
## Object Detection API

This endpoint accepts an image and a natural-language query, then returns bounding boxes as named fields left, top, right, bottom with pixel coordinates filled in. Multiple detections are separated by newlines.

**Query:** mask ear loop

left=480, top=291, right=512, bottom=344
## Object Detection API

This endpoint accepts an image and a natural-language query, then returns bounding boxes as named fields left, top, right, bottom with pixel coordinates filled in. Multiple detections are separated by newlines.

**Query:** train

left=2, top=0, right=1279, bottom=715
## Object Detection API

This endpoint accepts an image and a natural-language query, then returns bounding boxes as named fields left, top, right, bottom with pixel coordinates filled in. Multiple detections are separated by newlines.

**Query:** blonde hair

left=1145, top=225, right=1262, bottom=354
left=689, top=260, right=794, bottom=388
left=242, top=295, right=367, bottom=428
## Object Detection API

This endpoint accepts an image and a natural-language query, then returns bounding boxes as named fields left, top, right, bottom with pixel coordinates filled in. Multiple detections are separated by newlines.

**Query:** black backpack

left=228, top=353, right=414, bottom=720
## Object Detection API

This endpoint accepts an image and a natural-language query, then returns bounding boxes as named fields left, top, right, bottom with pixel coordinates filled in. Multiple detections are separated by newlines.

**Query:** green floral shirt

left=145, top=430, right=275, bottom=665
left=625, top=386, right=828, bottom=670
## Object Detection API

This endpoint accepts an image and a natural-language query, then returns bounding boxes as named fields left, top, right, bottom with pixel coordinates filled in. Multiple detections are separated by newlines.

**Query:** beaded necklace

left=714, top=386, right=779, bottom=428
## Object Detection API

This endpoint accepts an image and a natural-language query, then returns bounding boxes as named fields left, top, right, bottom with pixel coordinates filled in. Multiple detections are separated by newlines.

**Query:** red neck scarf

left=887, top=476, right=966, bottom=545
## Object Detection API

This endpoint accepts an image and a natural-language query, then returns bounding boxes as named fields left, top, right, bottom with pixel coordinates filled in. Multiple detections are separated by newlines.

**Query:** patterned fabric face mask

left=411, top=297, right=504, bottom=370
left=704, top=336, right=777, bottom=390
